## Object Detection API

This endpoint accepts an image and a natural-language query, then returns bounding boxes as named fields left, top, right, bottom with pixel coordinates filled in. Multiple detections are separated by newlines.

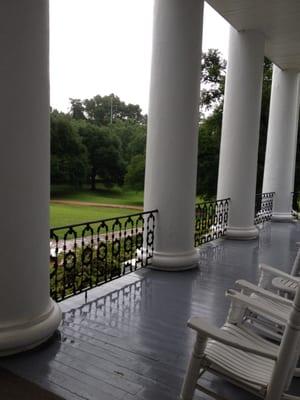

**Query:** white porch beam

left=217, top=27, right=265, bottom=240
left=262, top=66, right=300, bottom=221
left=144, top=0, right=203, bottom=270
left=0, top=0, right=61, bottom=355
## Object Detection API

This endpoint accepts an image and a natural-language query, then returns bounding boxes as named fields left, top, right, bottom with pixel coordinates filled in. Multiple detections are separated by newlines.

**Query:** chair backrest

left=290, top=245, right=300, bottom=276
left=266, top=284, right=300, bottom=400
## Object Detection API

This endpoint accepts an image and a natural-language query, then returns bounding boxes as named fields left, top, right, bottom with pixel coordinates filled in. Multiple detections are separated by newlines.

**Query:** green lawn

left=50, top=204, right=137, bottom=229
left=51, top=184, right=144, bottom=207
left=51, top=184, right=211, bottom=208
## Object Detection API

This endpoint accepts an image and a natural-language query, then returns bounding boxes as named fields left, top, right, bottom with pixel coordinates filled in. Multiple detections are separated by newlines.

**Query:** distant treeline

left=51, top=50, right=300, bottom=197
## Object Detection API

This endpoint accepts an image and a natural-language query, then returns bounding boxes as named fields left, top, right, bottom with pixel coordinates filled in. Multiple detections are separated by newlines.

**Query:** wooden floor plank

left=0, top=222, right=299, bottom=399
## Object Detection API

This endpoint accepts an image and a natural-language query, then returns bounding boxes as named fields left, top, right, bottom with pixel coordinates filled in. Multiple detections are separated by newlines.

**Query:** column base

left=149, top=249, right=199, bottom=271
left=0, top=299, right=61, bottom=356
left=224, top=225, right=259, bottom=240
left=271, top=212, right=295, bottom=222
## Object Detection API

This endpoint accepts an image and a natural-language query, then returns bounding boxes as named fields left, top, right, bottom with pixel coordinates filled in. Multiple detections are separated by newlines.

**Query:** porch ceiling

left=206, top=0, right=300, bottom=71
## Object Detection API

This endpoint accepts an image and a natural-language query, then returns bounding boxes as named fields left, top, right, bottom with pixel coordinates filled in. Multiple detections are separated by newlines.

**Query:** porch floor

left=1, top=221, right=300, bottom=400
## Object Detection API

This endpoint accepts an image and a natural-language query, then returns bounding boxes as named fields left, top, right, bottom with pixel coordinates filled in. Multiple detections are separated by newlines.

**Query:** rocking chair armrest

left=226, top=289, right=288, bottom=324
left=259, top=263, right=300, bottom=281
left=235, top=279, right=293, bottom=306
left=188, top=316, right=278, bottom=360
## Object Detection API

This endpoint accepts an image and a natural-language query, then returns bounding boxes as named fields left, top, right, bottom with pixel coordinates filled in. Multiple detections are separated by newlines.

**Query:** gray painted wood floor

left=1, top=221, right=300, bottom=400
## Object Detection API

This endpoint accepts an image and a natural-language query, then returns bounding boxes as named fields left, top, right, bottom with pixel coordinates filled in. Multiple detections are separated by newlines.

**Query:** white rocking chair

left=180, top=285, right=300, bottom=400
left=258, top=245, right=300, bottom=294
left=227, top=279, right=292, bottom=339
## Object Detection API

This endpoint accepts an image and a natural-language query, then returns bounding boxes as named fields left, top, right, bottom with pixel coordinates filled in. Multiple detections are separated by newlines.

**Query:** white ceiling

left=206, top=0, right=300, bottom=71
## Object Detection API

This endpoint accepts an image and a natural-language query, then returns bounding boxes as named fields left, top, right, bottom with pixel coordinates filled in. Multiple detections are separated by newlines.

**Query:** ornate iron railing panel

left=194, top=198, right=230, bottom=247
left=50, top=210, right=157, bottom=302
left=292, top=192, right=300, bottom=216
left=254, top=192, right=275, bottom=225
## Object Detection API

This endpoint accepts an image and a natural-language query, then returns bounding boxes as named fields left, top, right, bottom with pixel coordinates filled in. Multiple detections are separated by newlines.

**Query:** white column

left=217, top=27, right=265, bottom=240
left=0, top=0, right=61, bottom=355
left=262, top=66, right=300, bottom=222
left=144, top=0, right=203, bottom=270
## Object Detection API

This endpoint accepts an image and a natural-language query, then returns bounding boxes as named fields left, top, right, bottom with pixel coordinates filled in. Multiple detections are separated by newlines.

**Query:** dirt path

left=51, top=199, right=143, bottom=211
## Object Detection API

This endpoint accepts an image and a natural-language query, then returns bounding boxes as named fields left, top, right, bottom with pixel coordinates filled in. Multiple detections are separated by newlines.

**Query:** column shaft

left=0, top=0, right=61, bottom=355
left=144, top=0, right=203, bottom=270
left=217, top=27, right=265, bottom=240
left=262, top=66, right=300, bottom=221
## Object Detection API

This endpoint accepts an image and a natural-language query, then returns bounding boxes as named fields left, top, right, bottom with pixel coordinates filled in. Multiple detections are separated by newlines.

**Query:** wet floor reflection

left=0, top=222, right=300, bottom=399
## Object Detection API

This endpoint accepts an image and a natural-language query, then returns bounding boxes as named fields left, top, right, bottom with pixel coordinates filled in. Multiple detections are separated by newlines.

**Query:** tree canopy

left=70, top=94, right=146, bottom=126
left=51, top=112, right=88, bottom=187
left=51, top=95, right=146, bottom=191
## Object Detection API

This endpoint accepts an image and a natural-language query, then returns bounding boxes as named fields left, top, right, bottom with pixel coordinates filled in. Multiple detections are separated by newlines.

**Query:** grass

left=51, top=184, right=144, bottom=207
left=50, top=204, right=137, bottom=229
left=51, top=184, right=211, bottom=208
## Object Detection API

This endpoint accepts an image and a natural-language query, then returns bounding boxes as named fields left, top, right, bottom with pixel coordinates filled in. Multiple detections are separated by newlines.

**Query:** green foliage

left=75, top=120, right=125, bottom=190
left=197, top=54, right=274, bottom=198
left=70, top=94, right=146, bottom=126
left=124, top=155, right=145, bottom=191
left=51, top=113, right=88, bottom=187
left=51, top=184, right=144, bottom=206
left=113, top=120, right=146, bottom=165
left=197, top=110, right=222, bottom=197
left=256, top=58, right=273, bottom=192
left=197, top=49, right=225, bottom=196
left=52, top=94, right=147, bottom=193
left=69, top=98, right=85, bottom=120
left=200, top=49, right=226, bottom=114
left=294, top=114, right=300, bottom=192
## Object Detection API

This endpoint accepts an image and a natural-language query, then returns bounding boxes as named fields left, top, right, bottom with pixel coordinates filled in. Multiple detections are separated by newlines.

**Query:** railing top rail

left=195, top=198, right=230, bottom=205
left=50, top=209, right=158, bottom=232
left=256, top=192, right=275, bottom=196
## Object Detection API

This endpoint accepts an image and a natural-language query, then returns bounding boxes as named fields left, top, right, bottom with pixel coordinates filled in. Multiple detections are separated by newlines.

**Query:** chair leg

left=180, top=333, right=208, bottom=400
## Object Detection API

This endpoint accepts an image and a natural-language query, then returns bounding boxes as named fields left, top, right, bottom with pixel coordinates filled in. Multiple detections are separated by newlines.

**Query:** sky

left=49, top=1, right=229, bottom=114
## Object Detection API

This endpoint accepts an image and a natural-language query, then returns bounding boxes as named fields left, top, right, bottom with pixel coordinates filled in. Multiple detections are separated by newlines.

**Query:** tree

left=76, top=121, right=125, bottom=190
left=124, top=155, right=145, bottom=191
left=196, top=49, right=226, bottom=197
left=256, top=59, right=273, bottom=192
left=113, top=120, right=146, bottom=166
left=294, top=127, right=300, bottom=192
left=200, top=49, right=226, bottom=114
left=51, top=113, right=88, bottom=186
left=69, top=98, right=86, bottom=120
left=197, top=110, right=222, bottom=197
left=197, top=53, right=273, bottom=198
left=79, top=94, right=146, bottom=126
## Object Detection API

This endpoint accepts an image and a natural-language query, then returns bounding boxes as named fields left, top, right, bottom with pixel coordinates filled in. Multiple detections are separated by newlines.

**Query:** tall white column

left=144, top=0, right=203, bottom=270
left=262, top=66, right=300, bottom=221
left=217, top=27, right=265, bottom=240
left=0, top=0, right=61, bottom=355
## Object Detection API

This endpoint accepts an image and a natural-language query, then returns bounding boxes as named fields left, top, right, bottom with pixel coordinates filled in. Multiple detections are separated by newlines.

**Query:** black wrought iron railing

left=194, top=198, right=230, bottom=247
left=292, top=192, right=300, bottom=216
left=254, top=192, right=275, bottom=225
left=50, top=210, right=157, bottom=302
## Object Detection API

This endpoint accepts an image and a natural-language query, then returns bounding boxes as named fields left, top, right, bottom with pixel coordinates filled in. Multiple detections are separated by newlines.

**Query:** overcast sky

left=49, top=1, right=229, bottom=114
